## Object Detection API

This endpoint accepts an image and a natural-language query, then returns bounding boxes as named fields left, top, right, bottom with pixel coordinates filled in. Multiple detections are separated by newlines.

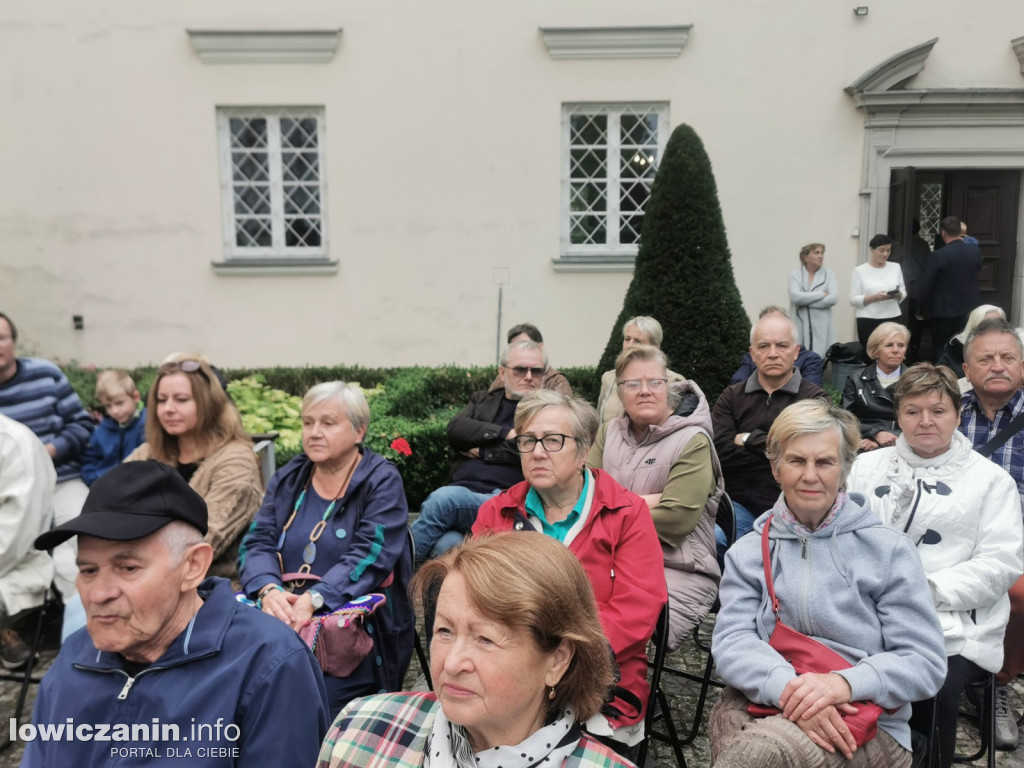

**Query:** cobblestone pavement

left=1, top=618, right=1022, bottom=767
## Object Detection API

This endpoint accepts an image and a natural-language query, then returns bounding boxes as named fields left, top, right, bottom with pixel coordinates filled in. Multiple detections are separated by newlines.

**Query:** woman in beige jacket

left=126, top=357, right=262, bottom=579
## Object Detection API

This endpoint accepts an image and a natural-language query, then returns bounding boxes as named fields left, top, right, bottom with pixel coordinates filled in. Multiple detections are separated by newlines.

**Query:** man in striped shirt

left=0, top=313, right=93, bottom=602
left=959, top=317, right=1024, bottom=751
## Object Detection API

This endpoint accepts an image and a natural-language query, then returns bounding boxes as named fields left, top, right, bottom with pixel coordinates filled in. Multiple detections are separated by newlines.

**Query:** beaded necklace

left=276, top=456, right=361, bottom=577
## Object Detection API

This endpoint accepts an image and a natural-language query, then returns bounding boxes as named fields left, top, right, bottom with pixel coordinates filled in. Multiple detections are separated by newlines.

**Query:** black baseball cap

left=35, top=461, right=208, bottom=550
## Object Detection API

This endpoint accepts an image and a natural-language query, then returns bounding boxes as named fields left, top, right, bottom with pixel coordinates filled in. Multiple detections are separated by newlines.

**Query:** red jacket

left=472, top=469, right=666, bottom=728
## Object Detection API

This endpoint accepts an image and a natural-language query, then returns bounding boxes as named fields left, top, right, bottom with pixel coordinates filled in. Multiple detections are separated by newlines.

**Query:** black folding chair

left=645, top=492, right=737, bottom=767
left=636, top=603, right=673, bottom=767
left=405, top=528, right=432, bottom=690
left=0, top=585, right=62, bottom=734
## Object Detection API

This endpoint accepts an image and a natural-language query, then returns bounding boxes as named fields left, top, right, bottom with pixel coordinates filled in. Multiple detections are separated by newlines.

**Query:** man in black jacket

left=918, top=215, right=982, bottom=361
left=410, top=341, right=546, bottom=564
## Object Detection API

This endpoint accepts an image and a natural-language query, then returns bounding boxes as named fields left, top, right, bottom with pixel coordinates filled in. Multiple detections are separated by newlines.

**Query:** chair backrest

left=717, top=491, right=737, bottom=549
left=637, top=602, right=671, bottom=767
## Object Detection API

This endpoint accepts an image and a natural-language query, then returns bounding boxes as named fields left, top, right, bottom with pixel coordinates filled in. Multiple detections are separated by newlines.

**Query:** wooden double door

left=889, top=168, right=1020, bottom=316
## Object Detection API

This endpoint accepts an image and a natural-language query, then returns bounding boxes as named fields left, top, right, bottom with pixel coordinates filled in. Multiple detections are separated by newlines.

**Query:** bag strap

left=760, top=512, right=780, bottom=619
left=977, top=410, right=1024, bottom=458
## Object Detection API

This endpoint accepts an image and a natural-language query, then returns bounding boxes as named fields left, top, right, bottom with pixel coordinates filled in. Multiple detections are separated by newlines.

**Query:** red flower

left=390, top=437, right=412, bottom=456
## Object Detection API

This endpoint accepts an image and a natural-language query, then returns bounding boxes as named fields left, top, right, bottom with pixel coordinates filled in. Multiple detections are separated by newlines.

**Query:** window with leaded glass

left=217, top=107, right=328, bottom=260
left=560, top=103, right=668, bottom=262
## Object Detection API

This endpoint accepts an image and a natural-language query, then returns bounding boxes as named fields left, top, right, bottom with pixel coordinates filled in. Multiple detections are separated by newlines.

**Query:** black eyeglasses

left=507, top=366, right=546, bottom=379
left=514, top=434, right=577, bottom=453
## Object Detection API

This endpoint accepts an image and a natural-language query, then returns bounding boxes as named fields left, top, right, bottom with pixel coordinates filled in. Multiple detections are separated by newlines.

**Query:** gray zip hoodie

left=712, top=493, right=947, bottom=750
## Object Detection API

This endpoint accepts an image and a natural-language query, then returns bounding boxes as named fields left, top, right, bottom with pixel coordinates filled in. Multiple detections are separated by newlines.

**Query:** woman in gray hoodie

left=710, top=400, right=946, bottom=768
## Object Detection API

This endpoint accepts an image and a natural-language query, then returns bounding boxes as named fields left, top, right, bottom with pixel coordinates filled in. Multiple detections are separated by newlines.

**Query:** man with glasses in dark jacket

left=411, top=341, right=547, bottom=565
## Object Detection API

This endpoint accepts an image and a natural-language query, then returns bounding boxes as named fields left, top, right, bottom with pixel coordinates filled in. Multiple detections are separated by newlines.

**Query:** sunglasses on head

left=158, top=359, right=204, bottom=376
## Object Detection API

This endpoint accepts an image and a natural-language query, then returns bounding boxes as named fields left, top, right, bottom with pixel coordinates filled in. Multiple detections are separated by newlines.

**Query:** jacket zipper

left=903, top=480, right=924, bottom=534
left=72, top=665, right=155, bottom=701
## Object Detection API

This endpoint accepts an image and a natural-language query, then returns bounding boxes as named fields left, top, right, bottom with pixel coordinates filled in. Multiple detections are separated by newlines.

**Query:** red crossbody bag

left=745, top=513, right=885, bottom=745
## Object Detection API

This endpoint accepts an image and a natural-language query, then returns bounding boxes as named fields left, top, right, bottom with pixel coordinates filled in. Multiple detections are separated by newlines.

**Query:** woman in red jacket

left=472, top=390, right=666, bottom=763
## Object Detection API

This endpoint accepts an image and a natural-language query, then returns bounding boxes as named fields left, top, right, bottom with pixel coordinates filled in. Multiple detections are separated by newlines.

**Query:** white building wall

left=1, top=0, right=1022, bottom=368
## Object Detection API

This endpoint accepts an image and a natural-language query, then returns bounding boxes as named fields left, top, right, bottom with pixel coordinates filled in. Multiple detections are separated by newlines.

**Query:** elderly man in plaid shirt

left=959, top=317, right=1024, bottom=751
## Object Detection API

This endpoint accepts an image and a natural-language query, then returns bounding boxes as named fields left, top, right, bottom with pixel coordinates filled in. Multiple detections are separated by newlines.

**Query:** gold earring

left=548, top=685, right=556, bottom=700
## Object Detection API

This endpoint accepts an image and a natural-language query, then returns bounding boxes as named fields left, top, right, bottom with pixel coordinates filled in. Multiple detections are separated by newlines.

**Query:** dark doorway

left=888, top=167, right=1020, bottom=360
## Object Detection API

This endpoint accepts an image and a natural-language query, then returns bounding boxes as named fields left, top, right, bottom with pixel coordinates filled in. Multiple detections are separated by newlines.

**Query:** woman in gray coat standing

left=789, top=243, right=838, bottom=358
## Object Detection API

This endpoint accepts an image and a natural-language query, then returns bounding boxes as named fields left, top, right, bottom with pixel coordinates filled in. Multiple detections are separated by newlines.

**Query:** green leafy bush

left=226, top=375, right=303, bottom=455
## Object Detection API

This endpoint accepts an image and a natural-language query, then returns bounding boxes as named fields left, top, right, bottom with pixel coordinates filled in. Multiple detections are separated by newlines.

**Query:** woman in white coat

left=788, top=243, right=838, bottom=358
left=846, top=363, right=1024, bottom=768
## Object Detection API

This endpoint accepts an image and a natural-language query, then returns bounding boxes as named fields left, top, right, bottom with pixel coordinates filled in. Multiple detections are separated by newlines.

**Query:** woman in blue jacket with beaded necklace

left=239, top=381, right=414, bottom=718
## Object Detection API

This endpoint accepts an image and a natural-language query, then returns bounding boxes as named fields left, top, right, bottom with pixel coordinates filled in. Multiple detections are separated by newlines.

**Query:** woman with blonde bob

left=318, top=532, right=636, bottom=768
left=841, top=322, right=910, bottom=452
left=125, top=356, right=262, bottom=578
left=711, top=399, right=946, bottom=768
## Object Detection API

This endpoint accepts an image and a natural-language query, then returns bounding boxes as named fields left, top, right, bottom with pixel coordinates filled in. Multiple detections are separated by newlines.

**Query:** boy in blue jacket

left=80, top=370, right=146, bottom=486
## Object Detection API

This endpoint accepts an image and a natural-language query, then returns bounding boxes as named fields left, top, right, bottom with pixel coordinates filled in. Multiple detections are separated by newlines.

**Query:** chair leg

left=656, top=685, right=688, bottom=767
left=679, top=649, right=717, bottom=746
left=13, top=602, right=48, bottom=724
left=413, top=630, right=431, bottom=691
left=952, top=674, right=995, bottom=766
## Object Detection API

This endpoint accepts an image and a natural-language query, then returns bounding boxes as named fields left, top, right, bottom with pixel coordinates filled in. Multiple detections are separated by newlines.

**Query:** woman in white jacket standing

left=846, top=363, right=1024, bottom=768
left=789, top=242, right=838, bottom=358
left=849, top=234, right=906, bottom=350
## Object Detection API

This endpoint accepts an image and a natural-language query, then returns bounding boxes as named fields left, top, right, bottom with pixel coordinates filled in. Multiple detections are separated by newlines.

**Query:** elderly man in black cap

left=23, top=461, right=329, bottom=767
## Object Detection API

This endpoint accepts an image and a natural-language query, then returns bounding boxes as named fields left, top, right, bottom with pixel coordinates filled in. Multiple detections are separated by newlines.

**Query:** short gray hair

left=964, top=317, right=1024, bottom=362
left=513, top=390, right=599, bottom=461
left=302, top=381, right=370, bottom=434
left=622, top=316, right=664, bottom=348
left=500, top=340, right=548, bottom=369
left=613, top=345, right=683, bottom=411
left=765, top=400, right=860, bottom=486
left=750, top=306, right=798, bottom=346
left=158, top=520, right=206, bottom=562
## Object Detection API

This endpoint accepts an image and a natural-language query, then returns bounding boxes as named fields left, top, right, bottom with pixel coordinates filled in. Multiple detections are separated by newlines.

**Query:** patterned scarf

left=776, top=490, right=848, bottom=536
left=424, top=705, right=581, bottom=768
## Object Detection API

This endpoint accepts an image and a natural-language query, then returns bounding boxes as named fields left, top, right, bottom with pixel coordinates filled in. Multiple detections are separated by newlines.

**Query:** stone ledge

left=187, top=29, right=342, bottom=64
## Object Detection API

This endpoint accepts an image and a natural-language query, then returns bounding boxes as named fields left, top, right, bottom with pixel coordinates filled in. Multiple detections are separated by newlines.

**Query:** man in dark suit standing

left=918, top=215, right=982, bottom=361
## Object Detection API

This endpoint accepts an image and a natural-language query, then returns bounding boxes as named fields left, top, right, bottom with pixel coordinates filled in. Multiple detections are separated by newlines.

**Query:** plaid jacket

left=317, top=692, right=637, bottom=768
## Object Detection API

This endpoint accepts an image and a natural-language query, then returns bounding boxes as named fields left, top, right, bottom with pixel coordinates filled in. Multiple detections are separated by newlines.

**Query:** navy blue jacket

left=24, top=578, right=329, bottom=767
left=918, top=237, right=982, bottom=318
left=80, top=408, right=147, bottom=486
left=729, top=348, right=824, bottom=386
left=238, top=449, right=414, bottom=692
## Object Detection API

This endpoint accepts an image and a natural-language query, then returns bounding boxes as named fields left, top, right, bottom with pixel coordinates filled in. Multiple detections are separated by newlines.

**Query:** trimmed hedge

left=61, top=362, right=602, bottom=509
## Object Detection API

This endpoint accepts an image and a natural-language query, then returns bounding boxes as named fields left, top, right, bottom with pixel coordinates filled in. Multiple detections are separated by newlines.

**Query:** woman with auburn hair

left=318, top=532, right=635, bottom=768
left=125, top=356, right=262, bottom=579
left=841, top=321, right=910, bottom=452
left=711, top=400, right=946, bottom=768
left=789, top=242, right=837, bottom=357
